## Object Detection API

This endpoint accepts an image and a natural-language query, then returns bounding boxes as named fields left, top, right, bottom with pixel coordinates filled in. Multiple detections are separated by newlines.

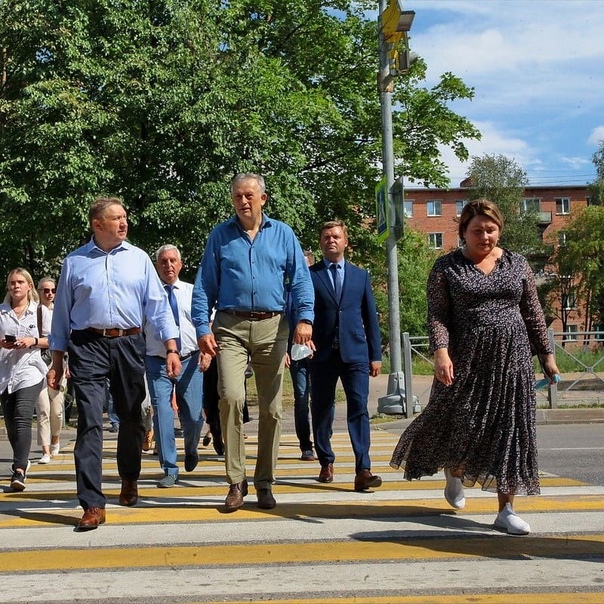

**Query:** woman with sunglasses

left=35, top=277, right=64, bottom=463
left=0, top=268, right=50, bottom=490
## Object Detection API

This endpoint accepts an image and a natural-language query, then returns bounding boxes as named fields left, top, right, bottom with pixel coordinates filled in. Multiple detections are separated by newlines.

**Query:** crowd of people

left=1, top=178, right=559, bottom=536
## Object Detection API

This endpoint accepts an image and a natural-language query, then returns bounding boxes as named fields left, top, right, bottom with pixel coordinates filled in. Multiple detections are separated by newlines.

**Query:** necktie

left=329, top=263, right=341, bottom=301
left=165, top=284, right=181, bottom=350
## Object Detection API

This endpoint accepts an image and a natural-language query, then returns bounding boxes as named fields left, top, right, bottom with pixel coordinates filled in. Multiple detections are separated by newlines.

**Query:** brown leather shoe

left=257, top=488, right=276, bottom=509
left=119, top=479, right=138, bottom=506
left=77, top=507, right=106, bottom=531
left=354, top=469, right=382, bottom=491
left=318, top=463, right=334, bottom=483
left=224, top=479, right=248, bottom=512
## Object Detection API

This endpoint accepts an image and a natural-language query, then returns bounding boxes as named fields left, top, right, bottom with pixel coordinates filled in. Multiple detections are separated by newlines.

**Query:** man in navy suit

left=308, top=220, right=383, bottom=491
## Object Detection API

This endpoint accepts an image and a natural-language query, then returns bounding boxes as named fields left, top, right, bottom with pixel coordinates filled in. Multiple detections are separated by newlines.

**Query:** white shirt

left=144, top=279, right=198, bottom=358
left=0, top=301, right=50, bottom=394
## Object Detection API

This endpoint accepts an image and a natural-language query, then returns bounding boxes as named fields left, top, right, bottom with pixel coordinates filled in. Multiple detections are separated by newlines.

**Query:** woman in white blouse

left=0, top=268, right=50, bottom=491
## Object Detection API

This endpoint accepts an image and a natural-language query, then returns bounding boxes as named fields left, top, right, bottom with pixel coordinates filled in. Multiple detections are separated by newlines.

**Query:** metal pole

left=377, top=0, right=406, bottom=414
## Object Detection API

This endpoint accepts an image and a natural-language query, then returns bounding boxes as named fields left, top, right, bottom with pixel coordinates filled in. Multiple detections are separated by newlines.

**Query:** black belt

left=180, top=350, right=197, bottom=361
left=223, top=310, right=282, bottom=321
left=86, top=327, right=141, bottom=338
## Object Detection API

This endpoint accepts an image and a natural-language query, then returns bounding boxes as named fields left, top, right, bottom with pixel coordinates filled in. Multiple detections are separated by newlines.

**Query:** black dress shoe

left=257, top=488, right=276, bottom=509
left=354, top=469, right=382, bottom=491
left=225, top=479, right=248, bottom=512
left=318, top=463, right=334, bottom=483
left=119, top=479, right=138, bottom=506
left=78, top=507, right=106, bottom=531
left=184, top=452, right=198, bottom=472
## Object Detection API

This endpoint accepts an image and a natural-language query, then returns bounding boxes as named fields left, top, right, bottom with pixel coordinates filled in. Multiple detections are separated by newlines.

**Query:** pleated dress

left=390, top=249, right=552, bottom=495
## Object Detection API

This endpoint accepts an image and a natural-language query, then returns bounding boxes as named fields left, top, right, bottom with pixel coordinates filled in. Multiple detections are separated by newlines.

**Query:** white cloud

left=401, top=0, right=604, bottom=186
left=588, top=127, right=604, bottom=147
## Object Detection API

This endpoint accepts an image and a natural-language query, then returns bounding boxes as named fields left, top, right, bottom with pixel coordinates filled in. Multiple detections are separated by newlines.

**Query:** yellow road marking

left=0, top=535, right=602, bottom=572
left=191, top=595, right=604, bottom=604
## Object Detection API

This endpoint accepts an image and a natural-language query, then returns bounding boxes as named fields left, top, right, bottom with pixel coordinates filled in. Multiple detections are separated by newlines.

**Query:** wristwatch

left=300, top=319, right=312, bottom=326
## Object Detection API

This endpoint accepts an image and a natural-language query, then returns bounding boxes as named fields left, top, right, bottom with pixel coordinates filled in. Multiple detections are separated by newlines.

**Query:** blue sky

left=400, top=0, right=604, bottom=188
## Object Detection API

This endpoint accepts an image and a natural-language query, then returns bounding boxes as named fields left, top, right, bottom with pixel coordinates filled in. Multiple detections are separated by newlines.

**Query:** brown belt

left=223, top=310, right=282, bottom=321
left=86, top=327, right=141, bottom=338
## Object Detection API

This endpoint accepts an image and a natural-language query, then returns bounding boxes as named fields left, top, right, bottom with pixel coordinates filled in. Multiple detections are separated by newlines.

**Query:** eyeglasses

left=42, top=288, right=56, bottom=294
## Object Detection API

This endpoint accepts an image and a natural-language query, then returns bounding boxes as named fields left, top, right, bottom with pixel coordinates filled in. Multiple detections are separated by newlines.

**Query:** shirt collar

left=86, top=237, right=131, bottom=255
left=324, top=259, right=345, bottom=270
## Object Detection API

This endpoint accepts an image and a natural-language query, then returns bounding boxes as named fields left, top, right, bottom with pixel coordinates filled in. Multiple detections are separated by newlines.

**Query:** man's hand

left=166, top=353, right=182, bottom=378
left=198, top=352, right=213, bottom=373
left=199, top=334, right=219, bottom=357
left=292, top=322, right=312, bottom=345
left=47, top=350, right=66, bottom=390
left=369, top=361, right=382, bottom=378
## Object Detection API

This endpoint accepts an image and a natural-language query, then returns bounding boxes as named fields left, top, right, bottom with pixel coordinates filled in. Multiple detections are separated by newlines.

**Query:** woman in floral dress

left=390, top=199, right=560, bottom=535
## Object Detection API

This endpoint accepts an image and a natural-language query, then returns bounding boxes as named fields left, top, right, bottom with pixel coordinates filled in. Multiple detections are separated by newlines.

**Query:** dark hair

left=319, top=220, right=348, bottom=239
left=88, top=197, right=124, bottom=225
left=458, top=199, right=504, bottom=243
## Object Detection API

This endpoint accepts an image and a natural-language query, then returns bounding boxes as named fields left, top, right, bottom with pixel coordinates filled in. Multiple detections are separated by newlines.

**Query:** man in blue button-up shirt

left=192, top=173, right=314, bottom=512
left=48, top=197, right=181, bottom=531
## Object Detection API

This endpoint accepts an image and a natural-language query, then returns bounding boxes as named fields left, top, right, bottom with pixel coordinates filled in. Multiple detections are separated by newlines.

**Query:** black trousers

left=1, top=381, right=44, bottom=470
left=68, top=330, right=146, bottom=510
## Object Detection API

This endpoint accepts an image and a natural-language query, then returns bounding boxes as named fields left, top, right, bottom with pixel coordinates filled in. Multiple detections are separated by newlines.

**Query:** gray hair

left=231, top=173, right=266, bottom=195
left=155, top=244, right=181, bottom=261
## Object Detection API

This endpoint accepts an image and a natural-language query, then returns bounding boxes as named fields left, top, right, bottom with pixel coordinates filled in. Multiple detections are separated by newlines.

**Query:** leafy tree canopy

left=587, top=139, right=604, bottom=206
left=1, top=0, right=480, bottom=287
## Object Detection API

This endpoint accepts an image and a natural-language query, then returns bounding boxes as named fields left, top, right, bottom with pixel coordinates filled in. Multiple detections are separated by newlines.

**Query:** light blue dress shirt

left=50, top=238, right=179, bottom=352
left=192, top=213, right=314, bottom=338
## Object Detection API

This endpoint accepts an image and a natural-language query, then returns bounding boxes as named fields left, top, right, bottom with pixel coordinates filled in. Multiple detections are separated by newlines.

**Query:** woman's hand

left=434, top=348, right=454, bottom=386
left=541, top=354, right=561, bottom=383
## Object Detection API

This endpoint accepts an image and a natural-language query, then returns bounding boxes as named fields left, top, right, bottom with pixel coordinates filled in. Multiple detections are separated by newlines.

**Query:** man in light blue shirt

left=192, top=173, right=314, bottom=512
left=48, top=197, right=181, bottom=531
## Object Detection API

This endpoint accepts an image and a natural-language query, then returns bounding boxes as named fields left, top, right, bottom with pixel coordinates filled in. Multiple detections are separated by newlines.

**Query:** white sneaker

left=38, top=453, right=51, bottom=464
left=50, top=443, right=60, bottom=456
left=443, top=467, right=465, bottom=509
left=494, top=503, right=531, bottom=535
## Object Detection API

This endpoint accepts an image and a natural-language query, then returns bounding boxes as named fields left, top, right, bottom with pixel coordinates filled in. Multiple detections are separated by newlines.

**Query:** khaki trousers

left=214, top=311, right=288, bottom=490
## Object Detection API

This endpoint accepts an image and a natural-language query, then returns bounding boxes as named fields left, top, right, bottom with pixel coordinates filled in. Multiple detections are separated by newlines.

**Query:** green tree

left=551, top=205, right=604, bottom=338
left=1, top=0, right=480, bottom=295
left=465, top=154, right=548, bottom=262
left=587, top=140, right=604, bottom=206
left=397, top=229, right=438, bottom=336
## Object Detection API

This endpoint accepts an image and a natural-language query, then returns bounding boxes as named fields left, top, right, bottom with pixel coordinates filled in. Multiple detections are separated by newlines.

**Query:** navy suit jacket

left=309, top=260, right=382, bottom=365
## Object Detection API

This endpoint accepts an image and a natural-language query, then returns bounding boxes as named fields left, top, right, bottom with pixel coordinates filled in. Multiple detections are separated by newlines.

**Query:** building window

left=521, top=198, right=541, bottom=214
left=562, top=324, right=578, bottom=341
left=427, top=200, right=442, bottom=217
left=561, top=291, right=576, bottom=310
left=404, top=199, right=414, bottom=218
left=558, top=231, right=567, bottom=246
left=455, top=200, right=468, bottom=217
left=556, top=197, right=571, bottom=215
left=428, top=233, right=443, bottom=249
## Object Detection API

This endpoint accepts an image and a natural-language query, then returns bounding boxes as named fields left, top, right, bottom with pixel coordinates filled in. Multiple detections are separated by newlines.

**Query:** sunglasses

left=42, top=288, right=56, bottom=294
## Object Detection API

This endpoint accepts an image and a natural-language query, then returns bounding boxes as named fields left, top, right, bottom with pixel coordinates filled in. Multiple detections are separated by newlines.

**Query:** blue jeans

left=289, top=359, right=313, bottom=452
left=145, top=353, right=203, bottom=477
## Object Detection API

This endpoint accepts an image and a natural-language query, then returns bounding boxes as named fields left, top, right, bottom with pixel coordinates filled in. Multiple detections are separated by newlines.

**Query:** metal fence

left=401, top=329, right=604, bottom=415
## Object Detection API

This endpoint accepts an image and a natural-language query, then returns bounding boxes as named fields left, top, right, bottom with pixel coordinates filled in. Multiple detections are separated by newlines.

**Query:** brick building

left=401, top=183, right=591, bottom=337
